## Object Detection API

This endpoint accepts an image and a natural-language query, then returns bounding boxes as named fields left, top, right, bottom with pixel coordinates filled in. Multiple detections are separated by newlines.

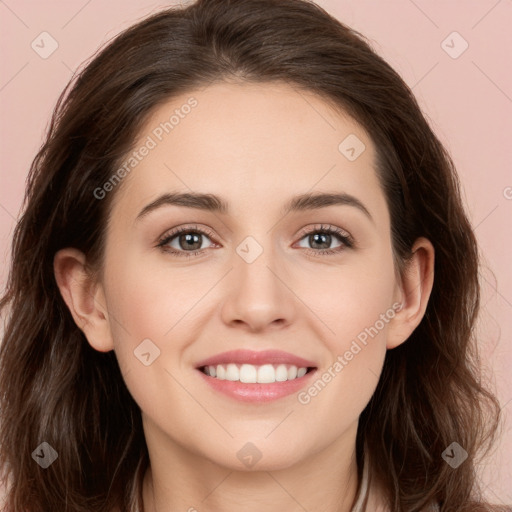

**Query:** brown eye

left=296, top=224, right=354, bottom=256
left=157, top=225, right=217, bottom=258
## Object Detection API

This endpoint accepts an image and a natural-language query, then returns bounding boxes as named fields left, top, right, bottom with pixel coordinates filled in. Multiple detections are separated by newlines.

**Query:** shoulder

left=476, top=506, right=512, bottom=512
left=420, top=502, right=512, bottom=512
left=402, top=503, right=511, bottom=512
left=364, top=482, right=512, bottom=512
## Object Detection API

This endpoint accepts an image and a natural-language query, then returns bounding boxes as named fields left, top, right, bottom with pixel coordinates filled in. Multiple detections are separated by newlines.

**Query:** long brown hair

left=0, top=0, right=505, bottom=510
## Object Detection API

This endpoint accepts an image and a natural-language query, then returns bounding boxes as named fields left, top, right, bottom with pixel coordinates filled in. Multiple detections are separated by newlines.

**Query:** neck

left=142, top=419, right=361, bottom=512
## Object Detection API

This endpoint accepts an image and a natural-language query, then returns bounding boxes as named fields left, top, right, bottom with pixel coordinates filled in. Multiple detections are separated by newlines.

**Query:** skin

left=54, top=81, right=434, bottom=512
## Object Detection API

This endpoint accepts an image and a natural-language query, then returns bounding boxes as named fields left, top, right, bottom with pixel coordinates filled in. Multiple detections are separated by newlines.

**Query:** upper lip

left=195, top=349, right=317, bottom=369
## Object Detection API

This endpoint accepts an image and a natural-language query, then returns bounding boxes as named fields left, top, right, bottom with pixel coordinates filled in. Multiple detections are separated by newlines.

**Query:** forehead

left=109, top=80, right=384, bottom=221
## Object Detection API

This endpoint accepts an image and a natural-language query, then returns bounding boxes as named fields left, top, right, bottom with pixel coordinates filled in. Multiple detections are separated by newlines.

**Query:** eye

left=295, top=224, right=354, bottom=256
left=156, top=223, right=354, bottom=259
left=157, top=225, right=216, bottom=258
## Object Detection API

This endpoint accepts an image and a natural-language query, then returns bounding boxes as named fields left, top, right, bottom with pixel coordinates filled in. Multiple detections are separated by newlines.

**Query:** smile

left=195, top=349, right=318, bottom=402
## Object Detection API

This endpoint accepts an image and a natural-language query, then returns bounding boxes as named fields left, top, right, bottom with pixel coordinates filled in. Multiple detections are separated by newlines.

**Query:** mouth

left=195, top=349, right=318, bottom=402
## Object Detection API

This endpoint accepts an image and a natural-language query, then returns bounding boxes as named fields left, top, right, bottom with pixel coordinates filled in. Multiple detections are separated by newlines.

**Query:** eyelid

left=158, top=224, right=215, bottom=241
left=295, top=223, right=354, bottom=246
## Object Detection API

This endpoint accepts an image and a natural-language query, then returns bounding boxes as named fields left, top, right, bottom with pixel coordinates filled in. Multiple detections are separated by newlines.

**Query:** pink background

left=0, top=0, right=510, bottom=505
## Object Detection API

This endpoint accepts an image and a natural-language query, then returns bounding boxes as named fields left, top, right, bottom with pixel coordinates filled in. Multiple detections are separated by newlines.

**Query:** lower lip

left=196, top=369, right=317, bottom=402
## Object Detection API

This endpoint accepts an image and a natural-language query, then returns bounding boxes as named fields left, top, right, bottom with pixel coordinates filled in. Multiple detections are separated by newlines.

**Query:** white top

left=351, top=451, right=440, bottom=512
left=350, top=453, right=370, bottom=512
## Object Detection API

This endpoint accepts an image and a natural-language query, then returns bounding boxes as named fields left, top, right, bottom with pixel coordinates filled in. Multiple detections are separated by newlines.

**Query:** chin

left=204, top=441, right=309, bottom=473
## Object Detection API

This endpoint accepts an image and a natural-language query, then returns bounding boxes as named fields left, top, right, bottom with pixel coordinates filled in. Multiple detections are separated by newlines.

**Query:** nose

left=220, top=239, right=297, bottom=333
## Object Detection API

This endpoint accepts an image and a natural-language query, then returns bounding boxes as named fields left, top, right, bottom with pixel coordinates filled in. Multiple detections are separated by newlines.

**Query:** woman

left=0, top=0, right=508, bottom=510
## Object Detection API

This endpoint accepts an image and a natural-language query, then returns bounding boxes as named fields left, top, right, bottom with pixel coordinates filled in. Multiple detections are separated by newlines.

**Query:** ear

left=386, top=237, right=435, bottom=349
left=53, top=248, right=114, bottom=352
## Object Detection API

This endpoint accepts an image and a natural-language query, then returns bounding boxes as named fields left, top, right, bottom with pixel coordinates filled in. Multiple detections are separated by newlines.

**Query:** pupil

left=311, top=233, right=330, bottom=249
left=180, top=233, right=201, bottom=250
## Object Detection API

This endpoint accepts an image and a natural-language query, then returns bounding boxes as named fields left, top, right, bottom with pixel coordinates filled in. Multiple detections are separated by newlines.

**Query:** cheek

left=104, top=251, right=206, bottom=340
left=100, top=254, right=171, bottom=379
left=101, top=250, right=219, bottom=402
left=295, top=269, right=393, bottom=436
left=302, top=251, right=397, bottom=348
left=100, top=255, right=202, bottom=419
left=295, top=249, right=395, bottom=404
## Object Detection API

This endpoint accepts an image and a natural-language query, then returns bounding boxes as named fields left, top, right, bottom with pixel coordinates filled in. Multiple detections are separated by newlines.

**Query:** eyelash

left=156, top=224, right=354, bottom=259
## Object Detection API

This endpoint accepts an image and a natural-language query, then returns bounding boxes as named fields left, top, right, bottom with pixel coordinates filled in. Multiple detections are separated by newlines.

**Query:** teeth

left=216, top=365, right=226, bottom=380
left=202, top=363, right=310, bottom=383
left=225, top=364, right=239, bottom=381
left=240, top=364, right=257, bottom=383
left=257, top=364, right=275, bottom=383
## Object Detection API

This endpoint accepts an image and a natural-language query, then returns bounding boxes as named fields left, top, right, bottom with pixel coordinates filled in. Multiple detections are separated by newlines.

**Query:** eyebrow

left=136, top=191, right=373, bottom=222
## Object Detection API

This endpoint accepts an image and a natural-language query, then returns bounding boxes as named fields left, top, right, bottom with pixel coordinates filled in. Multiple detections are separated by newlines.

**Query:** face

left=95, top=81, right=403, bottom=471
